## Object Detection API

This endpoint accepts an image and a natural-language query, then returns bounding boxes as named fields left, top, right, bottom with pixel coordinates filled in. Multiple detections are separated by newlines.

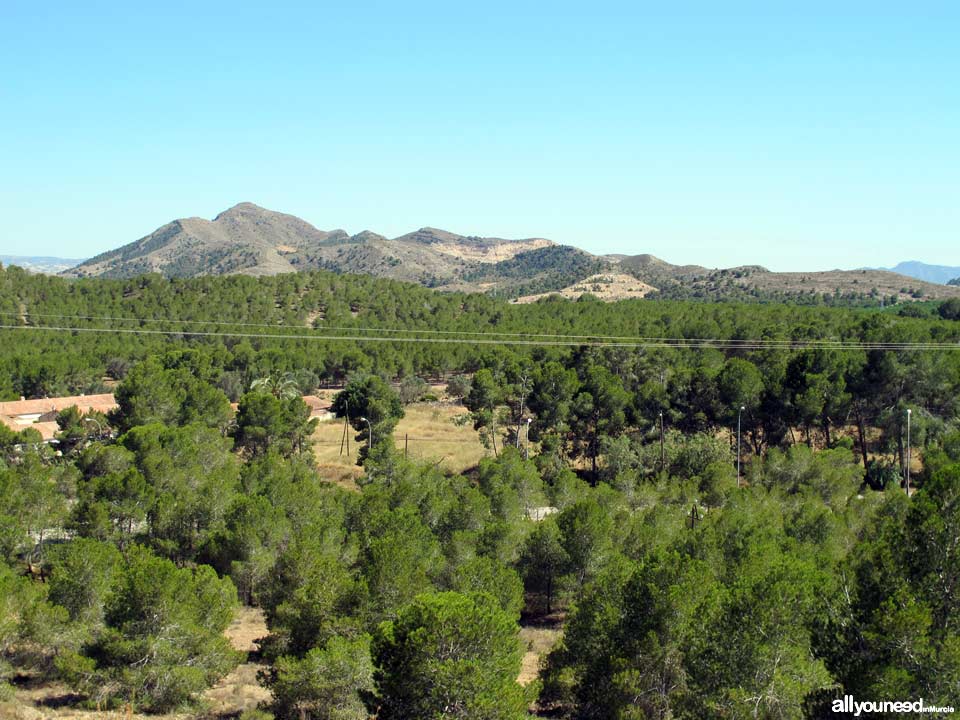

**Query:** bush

left=57, top=545, right=240, bottom=712
left=371, top=592, right=528, bottom=719
left=866, top=459, right=902, bottom=491
left=449, top=556, right=524, bottom=618
left=268, top=636, right=373, bottom=720
left=445, top=375, right=471, bottom=401
left=938, top=298, right=960, bottom=321
left=399, top=375, right=428, bottom=404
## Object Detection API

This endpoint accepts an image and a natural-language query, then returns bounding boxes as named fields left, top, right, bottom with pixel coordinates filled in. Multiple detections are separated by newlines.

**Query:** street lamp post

left=906, top=408, right=912, bottom=495
left=737, top=406, right=745, bottom=488
left=524, top=417, right=532, bottom=460
left=83, top=417, right=104, bottom=439
left=360, top=416, right=373, bottom=451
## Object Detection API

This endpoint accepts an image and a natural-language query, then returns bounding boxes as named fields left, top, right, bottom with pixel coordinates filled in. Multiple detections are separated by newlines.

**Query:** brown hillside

left=62, top=204, right=960, bottom=303
left=64, top=205, right=557, bottom=286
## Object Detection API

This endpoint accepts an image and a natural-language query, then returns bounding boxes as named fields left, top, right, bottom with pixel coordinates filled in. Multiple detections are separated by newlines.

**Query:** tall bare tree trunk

left=855, top=404, right=869, bottom=468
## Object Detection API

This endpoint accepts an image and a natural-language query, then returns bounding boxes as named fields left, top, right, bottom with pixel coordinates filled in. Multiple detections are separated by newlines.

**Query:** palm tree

left=250, top=372, right=300, bottom=400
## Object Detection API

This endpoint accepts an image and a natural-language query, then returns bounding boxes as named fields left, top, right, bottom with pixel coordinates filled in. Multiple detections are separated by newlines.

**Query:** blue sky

left=1, top=2, right=957, bottom=270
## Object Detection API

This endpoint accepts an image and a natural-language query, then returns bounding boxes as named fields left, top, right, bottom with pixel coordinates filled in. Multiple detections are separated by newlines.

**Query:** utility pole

left=737, top=406, right=745, bottom=488
left=339, top=399, right=350, bottom=456
left=906, top=408, right=912, bottom=495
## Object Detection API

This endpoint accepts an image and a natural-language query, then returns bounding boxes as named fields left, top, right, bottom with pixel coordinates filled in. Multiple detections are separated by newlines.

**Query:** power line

left=314, top=438, right=481, bottom=444
left=1, top=323, right=959, bottom=351
left=8, top=310, right=681, bottom=341
left=6, top=310, right=959, bottom=348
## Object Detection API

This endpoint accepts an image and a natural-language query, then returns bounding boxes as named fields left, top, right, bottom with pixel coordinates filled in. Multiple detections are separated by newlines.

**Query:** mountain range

left=0, top=255, right=86, bottom=274
left=25, top=203, right=960, bottom=303
left=877, top=261, right=960, bottom=285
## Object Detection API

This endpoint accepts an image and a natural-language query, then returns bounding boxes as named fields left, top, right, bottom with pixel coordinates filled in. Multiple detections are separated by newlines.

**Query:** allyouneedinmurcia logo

left=833, top=695, right=955, bottom=715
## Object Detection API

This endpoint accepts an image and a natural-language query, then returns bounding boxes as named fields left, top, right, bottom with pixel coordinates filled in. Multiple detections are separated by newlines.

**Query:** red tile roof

left=1, top=393, right=327, bottom=441
left=0, top=416, right=60, bottom=441
left=30, top=421, right=60, bottom=441
left=0, top=394, right=117, bottom=444
left=0, top=393, right=117, bottom=418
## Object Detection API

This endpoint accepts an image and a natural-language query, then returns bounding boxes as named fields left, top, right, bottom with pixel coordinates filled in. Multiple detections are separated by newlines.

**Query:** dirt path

left=518, top=616, right=563, bottom=686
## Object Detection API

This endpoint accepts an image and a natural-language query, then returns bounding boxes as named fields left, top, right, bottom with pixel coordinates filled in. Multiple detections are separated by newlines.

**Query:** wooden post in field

left=339, top=399, right=350, bottom=456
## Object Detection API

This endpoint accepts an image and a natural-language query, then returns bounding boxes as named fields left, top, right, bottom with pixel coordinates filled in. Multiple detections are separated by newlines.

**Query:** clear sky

left=1, top=2, right=958, bottom=270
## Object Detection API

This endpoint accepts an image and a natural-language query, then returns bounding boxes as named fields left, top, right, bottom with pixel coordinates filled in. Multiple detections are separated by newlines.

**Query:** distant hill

left=611, top=253, right=714, bottom=286
left=877, top=261, right=960, bottom=285
left=66, top=203, right=357, bottom=279
left=63, top=203, right=567, bottom=293
left=61, top=203, right=960, bottom=303
left=1, top=255, right=86, bottom=274
left=609, top=255, right=960, bottom=304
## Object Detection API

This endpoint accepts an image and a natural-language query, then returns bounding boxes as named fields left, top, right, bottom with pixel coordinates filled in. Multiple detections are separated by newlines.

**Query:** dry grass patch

left=311, top=413, right=365, bottom=488
left=226, top=606, right=268, bottom=653
left=312, top=398, right=493, bottom=483
left=204, top=606, right=271, bottom=717
left=518, top=624, right=562, bottom=686
left=204, top=661, right=270, bottom=718
left=393, top=403, right=491, bottom=474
